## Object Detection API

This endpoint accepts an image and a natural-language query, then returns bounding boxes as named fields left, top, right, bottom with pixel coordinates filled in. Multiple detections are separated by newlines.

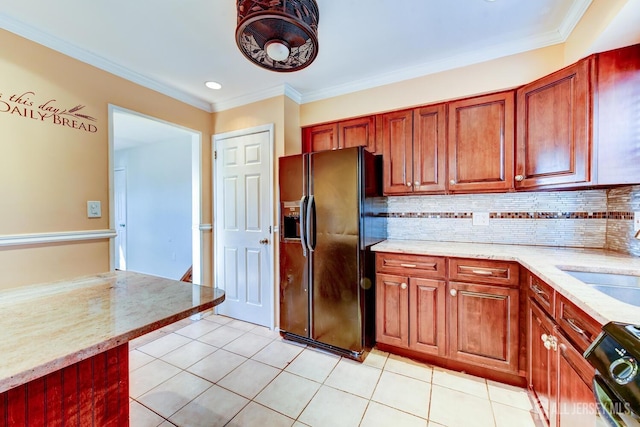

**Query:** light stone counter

left=0, top=270, right=225, bottom=393
left=372, top=240, right=640, bottom=326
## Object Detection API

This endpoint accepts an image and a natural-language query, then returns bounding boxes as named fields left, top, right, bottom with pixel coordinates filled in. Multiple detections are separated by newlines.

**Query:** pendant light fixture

left=235, top=0, right=320, bottom=72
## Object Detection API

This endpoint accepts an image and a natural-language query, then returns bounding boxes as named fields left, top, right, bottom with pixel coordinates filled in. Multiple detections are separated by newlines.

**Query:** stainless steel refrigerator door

left=308, top=148, right=362, bottom=351
left=278, top=154, right=309, bottom=338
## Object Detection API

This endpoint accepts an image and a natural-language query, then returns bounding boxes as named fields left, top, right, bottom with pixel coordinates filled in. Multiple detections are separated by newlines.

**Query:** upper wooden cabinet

left=302, top=116, right=377, bottom=154
left=382, top=105, right=447, bottom=195
left=516, top=59, right=592, bottom=190
left=595, top=44, right=640, bottom=185
left=382, top=109, right=414, bottom=194
left=448, top=91, right=515, bottom=193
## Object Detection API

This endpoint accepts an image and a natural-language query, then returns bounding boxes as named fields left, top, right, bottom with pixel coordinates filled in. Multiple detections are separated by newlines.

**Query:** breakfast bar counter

left=0, top=270, right=225, bottom=425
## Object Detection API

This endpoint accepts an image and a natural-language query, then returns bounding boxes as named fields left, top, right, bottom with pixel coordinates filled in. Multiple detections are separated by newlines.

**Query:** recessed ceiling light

left=205, top=81, right=222, bottom=90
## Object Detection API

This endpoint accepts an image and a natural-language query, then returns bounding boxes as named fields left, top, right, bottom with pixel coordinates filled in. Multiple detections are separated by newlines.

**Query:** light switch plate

left=634, top=212, right=640, bottom=232
left=87, top=201, right=101, bottom=218
left=473, top=212, right=490, bottom=226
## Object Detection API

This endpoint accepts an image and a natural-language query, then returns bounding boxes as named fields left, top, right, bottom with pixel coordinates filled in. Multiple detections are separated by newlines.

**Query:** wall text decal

left=0, top=90, right=98, bottom=133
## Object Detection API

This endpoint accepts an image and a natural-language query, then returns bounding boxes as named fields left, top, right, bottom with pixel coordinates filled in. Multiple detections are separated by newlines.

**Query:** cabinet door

left=409, top=278, right=446, bottom=356
left=555, top=332, right=598, bottom=427
left=303, top=123, right=339, bottom=152
left=376, top=273, right=409, bottom=348
left=339, top=116, right=376, bottom=152
left=448, top=91, right=515, bottom=193
left=528, top=299, right=556, bottom=426
left=413, top=104, right=447, bottom=193
left=382, top=110, right=414, bottom=195
left=449, top=281, right=519, bottom=372
left=516, top=59, right=591, bottom=189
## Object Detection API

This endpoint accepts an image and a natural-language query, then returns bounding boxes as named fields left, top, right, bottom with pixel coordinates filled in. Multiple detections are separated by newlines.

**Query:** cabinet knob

left=406, top=182, right=412, bottom=187
left=449, top=179, right=456, bottom=185
left=414, top=181, right=419, bottom=187
left=450, top=288, right=457, bottom=297
left=515, top=175, right=524, bottom=182
left=400, top=283, right=407, bottom=290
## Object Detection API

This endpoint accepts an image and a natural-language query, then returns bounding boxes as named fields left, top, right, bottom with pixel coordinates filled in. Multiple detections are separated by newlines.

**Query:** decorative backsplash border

left=384, top=211, right=634, bottom=220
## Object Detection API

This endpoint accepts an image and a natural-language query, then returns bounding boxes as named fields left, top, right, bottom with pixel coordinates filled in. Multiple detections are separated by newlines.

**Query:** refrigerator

left=278, top=146, right=385, bottom=360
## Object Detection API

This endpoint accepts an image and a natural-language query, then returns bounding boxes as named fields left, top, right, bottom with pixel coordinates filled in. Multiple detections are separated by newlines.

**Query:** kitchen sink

left=561, top=270, right=640, bottom=307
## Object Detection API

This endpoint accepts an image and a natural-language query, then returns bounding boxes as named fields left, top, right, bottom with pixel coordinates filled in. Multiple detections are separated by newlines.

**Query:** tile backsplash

left=383, top=185, right=640, bottom=256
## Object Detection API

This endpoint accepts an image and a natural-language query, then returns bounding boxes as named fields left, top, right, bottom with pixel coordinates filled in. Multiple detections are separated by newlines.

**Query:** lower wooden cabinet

left=375, top=253, right=519, bottom=374
left=375, top=273, right=446, bottom=356
left=528, top=279, right=599, bottom=427
left=449, top=281, right=519, bottom=372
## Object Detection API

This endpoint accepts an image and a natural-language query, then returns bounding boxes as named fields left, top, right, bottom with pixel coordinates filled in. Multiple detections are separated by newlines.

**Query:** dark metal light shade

left=236, top=0, right=320, bottom=72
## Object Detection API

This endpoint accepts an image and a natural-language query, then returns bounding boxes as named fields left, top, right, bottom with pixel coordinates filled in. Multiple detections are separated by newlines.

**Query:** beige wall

left=299, top=44, right=565, bottom=126
left=0, top=29, right=212, bottom=290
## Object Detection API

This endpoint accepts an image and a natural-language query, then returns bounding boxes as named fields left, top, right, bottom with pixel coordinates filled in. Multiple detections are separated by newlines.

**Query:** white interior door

left=214, top=125, right=273, bottom=327
left=114, top=168, right=127, bottom=270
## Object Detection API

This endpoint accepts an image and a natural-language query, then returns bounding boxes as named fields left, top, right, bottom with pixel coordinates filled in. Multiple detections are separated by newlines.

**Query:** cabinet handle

left=450, top=289, right=457, bottom=297
left=531, top=284, right=549, bottom=301
left=515, top=174, right=524, bottom=182
left=450, top=179, right=456, bottom=185
left=406, top=182, right=412, bottom=187
left=400, top=283, right=407, bottom=290
left=470, top=269, right=493, bottom=276
left=565, top=317, right=588, bottom=338
left=400, top=263, right=417, bottom=268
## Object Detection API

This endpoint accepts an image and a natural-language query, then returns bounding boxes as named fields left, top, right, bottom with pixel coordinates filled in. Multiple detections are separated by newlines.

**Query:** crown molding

left=211, top=83, right=302, bottom=112
left=0, top=14, right=213, bottom=113
left=558, top=0, right=593, bottom=40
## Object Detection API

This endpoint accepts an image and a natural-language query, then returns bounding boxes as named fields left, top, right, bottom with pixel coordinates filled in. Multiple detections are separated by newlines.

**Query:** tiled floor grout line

left=130, top=314, right=537, bottom=427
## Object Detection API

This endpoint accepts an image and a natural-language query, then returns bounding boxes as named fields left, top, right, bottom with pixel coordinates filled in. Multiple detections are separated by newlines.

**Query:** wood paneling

left=449, top=281, right=520, bottom=372
left=448, top=91, right=515, bottom=192
left=516, top=59, right=591, bottom=189
left=376, top=273, right=409, bottom=348
left=413, top=104, right=447, bottom=193
left=596, top=44, right=640, bottom=185
left=409, top=278, right=446, bottom=356
left=339, top=116, right=376, bottom=152
left=0, top=343, right=129, bottom=426
left=303, top=123, right=338, bottom=152
left=382, top=109, right=414, bottom=194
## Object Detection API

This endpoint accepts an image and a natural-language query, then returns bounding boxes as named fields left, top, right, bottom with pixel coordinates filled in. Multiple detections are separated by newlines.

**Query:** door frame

left=212, top=123, right=275, bottom=329
left=107, top=104, right=205, bottom=284
left=114, top=167, right=127, bottom=270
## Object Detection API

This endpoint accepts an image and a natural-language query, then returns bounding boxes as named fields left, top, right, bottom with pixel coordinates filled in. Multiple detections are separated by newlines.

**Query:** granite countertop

left=0, top=270, right=225, bottom=393
left=372, top=240, right=640, bottom=326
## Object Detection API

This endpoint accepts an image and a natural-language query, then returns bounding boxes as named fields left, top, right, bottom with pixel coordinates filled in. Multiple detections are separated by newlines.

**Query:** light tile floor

left=129, top=311, right=539, bottom=427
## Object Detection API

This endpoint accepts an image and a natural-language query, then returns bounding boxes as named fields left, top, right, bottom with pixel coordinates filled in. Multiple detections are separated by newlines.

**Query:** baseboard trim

left=0, top=230, right=117, bottom=247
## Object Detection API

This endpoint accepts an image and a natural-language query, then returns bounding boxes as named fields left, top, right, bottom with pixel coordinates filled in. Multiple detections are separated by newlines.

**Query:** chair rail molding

left=0, top=230, right=117, bottom=247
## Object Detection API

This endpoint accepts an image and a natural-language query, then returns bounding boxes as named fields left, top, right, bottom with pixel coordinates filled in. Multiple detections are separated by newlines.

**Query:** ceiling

left=0, top=0, right=597, bottom=114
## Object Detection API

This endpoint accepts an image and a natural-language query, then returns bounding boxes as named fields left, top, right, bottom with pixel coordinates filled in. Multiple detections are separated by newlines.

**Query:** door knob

left=259, top=238, right=269, bottom=245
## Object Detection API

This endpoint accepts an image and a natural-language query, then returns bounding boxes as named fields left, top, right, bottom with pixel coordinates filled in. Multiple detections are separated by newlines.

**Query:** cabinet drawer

left=449, top=258, right=519, bottom=286
left=555, top=293, right=602, bottom=353
left=528, top=274, right=555, bottom=315
left=376, top=253, right=446, bottom=279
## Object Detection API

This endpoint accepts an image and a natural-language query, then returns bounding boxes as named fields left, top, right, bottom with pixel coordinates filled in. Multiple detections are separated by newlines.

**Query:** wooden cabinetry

left=375, top=253, right=518, bottom=373
left=516, top=59, right=592, bottom=190
left=526, top=273, right=600, bottom=427
left=303, top=116, right=377, bottom=153
left=375, top=253, right=446, bottom=356
left=448, top=258, right=520, bottom=372
left=382, top=110, right=414, bottom=194
left=448, top=91, right=515, bottom=193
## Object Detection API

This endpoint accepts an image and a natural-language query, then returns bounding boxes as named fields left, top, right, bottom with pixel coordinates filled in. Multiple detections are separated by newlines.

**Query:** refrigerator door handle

left=299, top=196, right=308, bottom=257
left=306, top=195, right=316, bottom=252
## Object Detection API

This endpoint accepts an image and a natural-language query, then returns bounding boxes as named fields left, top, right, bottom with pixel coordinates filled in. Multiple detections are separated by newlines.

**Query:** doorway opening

left=108, top=105, right=203, bottom=283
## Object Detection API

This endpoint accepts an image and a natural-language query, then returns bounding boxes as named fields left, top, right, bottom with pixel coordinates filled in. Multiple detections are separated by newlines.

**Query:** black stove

left=584, top=322, right=640, bottom=426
